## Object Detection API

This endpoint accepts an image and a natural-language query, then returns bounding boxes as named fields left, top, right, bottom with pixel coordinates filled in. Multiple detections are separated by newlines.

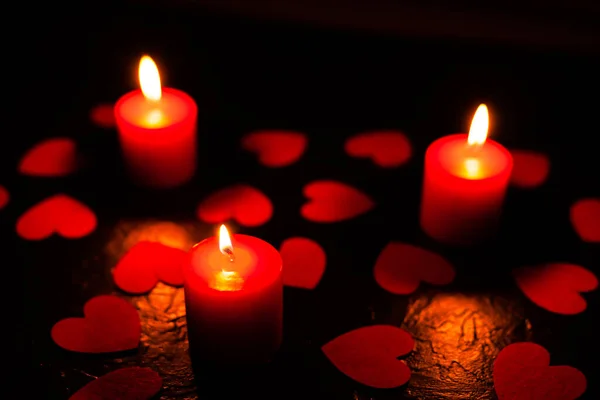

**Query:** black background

left=12, top=2, right=600, bottom=399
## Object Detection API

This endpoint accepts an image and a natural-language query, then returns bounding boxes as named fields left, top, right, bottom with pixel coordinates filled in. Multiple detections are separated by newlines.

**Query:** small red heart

left=196, top=184, right=273, bottom=227
left=374, top=242, right=455, bottom=295
left=510, top=150, right=550, bottom=188
left=345, top=131, right=412, bottom=168
left=242, top=130, right=307, bottom=167
left=16, top=194, right=97, bottom=240
left=493, top=342, right=586, bottom=400
left=113, top=241, right=188, bottom=294
left=19, top=137, right=77, bottom=177
left=570, top=198, right=600, bottom=242
left=280, top=237, right=326, bottom=289
left=90, top=103, right=116, bottom=128
left=0, top=185, right=8, bottom=209
left=513, top=263, right=597, bottom=315
left=301, top=180, right=374, bottom=223
left=322, top=325, right=414, bottom=389
left=51, top=295, right=140, bottom=353
left=69, top=367, right=162, bottom=400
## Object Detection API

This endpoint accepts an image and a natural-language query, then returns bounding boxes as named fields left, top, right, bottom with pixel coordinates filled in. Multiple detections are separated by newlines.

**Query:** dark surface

left=13, top=3, right=600, bottom=399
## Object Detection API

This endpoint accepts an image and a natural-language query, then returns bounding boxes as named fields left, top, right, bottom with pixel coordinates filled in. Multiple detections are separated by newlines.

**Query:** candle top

left=116, top=88, right=194, bottom=129
left=189, top=234, right=281, bottom=293
left=437, top=134, right=511, bottom=180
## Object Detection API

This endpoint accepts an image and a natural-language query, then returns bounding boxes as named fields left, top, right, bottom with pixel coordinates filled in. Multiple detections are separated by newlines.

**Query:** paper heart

left=513, top=263, right=597, bottom=315
left=16, top=194, right=97, bottom=240
left=301, top=180, right=374, bottom=223
left=493, top=342, right=586, bottom=400
left=113, top=241, right=188, bottom=294
left=0, top=185, right=8, bottom=209
left=19, top=137, right=77, bottom=177
left=196, top=184, right=273, bottom=227
left=570, top=198, right=600, bottom=242
left=70, top=367, right=162, bottom=400
left=51, top=295, right=140, bottom=353
left=242, top=130, right=307, bottom=167
left=510, top=150, right=550, bottom=188
left=345, top=131, right=412, bottom=167
left=280, top=237, right=326, bottom=289
left=374, top=242, right=455, bottom=295
left=90, top=103, right=116, bottom=128
left=322, top=325, right=414, bottom=388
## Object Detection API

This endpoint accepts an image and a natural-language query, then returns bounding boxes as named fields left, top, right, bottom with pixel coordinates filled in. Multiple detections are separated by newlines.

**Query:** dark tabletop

left=14, top=2, right=600, bottom=399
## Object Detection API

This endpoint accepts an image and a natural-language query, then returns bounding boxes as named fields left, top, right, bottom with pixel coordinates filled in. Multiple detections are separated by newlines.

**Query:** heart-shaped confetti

left=374, top=242, right=455, bottom=295
left=113, top=241, right=188, bottom=294
left=513, top=263, right=597, bottom=315
left=90, top=103, right=116, bottom=128
left=280, top=237, right=326, bottom=289
left=196, top=184, right=273, bottom=227
left=0, top=185, right=8, bottom=209
left=344, top=131, right=412, bottom=168
left=16, top=194, right=97, bottom=240
left=510, top=150, right=550, bottom=188
left=322, top=325, right=414, bottom=388
left=301, top=180, right=374, bottom=223
left=570, top=198, right=600, bottom=242
left=19, top=137, right=77, bottom=177
left=241, top=130, right=307, bottom=167
left=51, top=295, right=140, bottom=353
left=493, top=342, right=586, bottom=400
left=69, top=367, right=162, bottom=400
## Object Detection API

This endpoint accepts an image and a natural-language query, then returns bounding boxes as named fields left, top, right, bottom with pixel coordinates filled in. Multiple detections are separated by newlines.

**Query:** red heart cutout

left=16, top=194, right=97, bottom=240
left=513, top=263, right=597, bottom=315
left=19, top=137, right=77, bottom=177
left=70, top=367, right=162, bottom=400
left=570, top=198, right=600, bottom=242
left=280, top=237, right=326, bottom=289
left=113, top=241, right=188, bottom=294
left=510, top=150, right=550, bottom=188
left=322, top=325, right=414, bottom=389
left=51, top=295, right=140, bottom=353
left=301, top=180, right=374, bottom=223
left=90, top=103, right=116, bottom=128
left=242, top=130, right=307, bottom=167
left=374, top=242, right=455, bottom=295
left=0, top=185, right=8, bottom=209
left=493, top=342, right=586, bottom=400
left=345, top=131, right=412, bottom=168
left=196, top=184, right=273, bottom=227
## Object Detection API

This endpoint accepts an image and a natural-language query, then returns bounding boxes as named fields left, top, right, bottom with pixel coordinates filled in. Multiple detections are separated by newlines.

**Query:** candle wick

left=223, top=248, right=235, bottom=262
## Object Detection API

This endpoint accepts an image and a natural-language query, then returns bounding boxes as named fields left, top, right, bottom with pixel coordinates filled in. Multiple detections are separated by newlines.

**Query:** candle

left=420, top=104, right=513, bottom=245
left=114, top=56, right=197, bottom=188
left=184, top=225, right=283, bottom=364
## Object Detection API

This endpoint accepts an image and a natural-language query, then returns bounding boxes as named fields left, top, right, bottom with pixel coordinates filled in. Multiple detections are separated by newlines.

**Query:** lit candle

left=420, top=104, right=513, bottom=245
left=184, top=225, right=283, bottom=364
left=114, top=55, right=197, bottom=188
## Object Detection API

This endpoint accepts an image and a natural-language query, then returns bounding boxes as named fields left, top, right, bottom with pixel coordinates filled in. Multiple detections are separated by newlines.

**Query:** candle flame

left=467, top=104, right=489, bottom=146
left=139, top=55, right=162, bottom=101
left=218, top=224, right=234, bottom=256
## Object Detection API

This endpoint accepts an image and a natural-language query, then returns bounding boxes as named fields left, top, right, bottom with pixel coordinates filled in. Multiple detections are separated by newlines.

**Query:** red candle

left=184, top=225, right=283, bottom=364
left=114, top=56, right=197, bottom=188
left=420, top=104, right=513, bottom=245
